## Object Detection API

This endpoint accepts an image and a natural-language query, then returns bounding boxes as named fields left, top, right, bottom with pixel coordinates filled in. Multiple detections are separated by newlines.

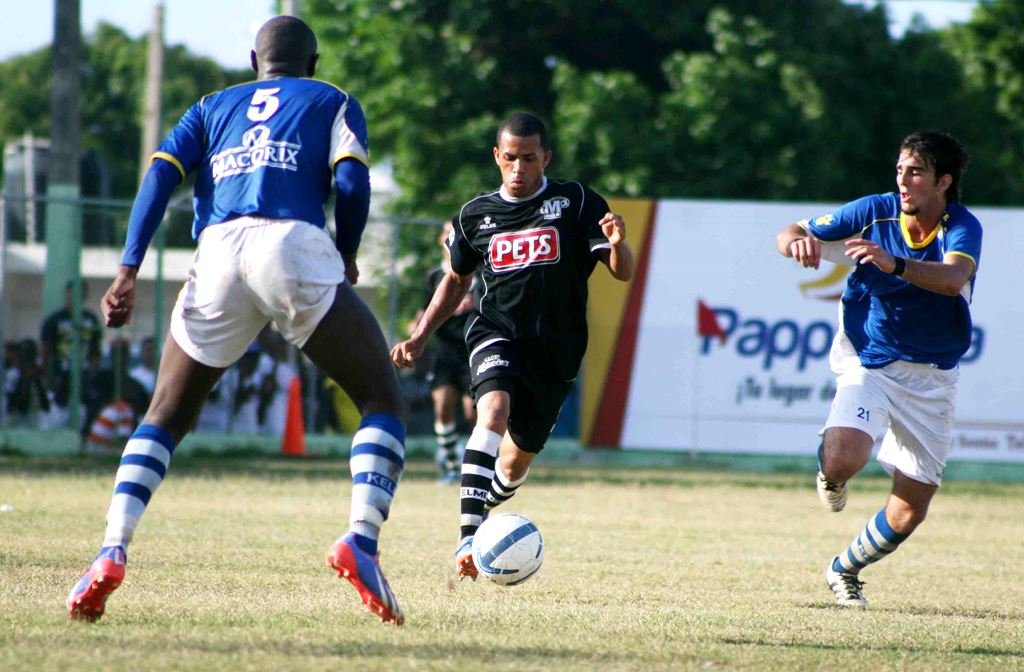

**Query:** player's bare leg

left=487, top=433, right=535, bottom=510
left=68, top=338, right=225, bottom=622
left=817, top=427, right=872, bottom=512
left=456, top=389, right=509, bottom=579
left=826, top=470, right=936, bottom=608
left=305, top=283, right=407, bottom=625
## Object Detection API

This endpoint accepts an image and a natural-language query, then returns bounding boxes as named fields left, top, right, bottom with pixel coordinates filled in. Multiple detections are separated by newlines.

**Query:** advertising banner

left=583, top=199, right=1024, bottom=462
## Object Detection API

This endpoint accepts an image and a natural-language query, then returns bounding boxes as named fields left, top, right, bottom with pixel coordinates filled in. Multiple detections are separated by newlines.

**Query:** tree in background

left=305, top=0, right=1017, bottom=210
left=0, top=22, right=249, bottom=244
left=304, top=0, right=1020, bottom=322
left=1, top=1, right=1019, bottom=320
left=945, top=0, right=1024, bottom=203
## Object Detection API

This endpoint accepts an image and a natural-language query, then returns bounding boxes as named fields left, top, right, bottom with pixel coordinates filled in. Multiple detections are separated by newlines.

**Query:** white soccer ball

left=471, top=512, right=544, bottom=586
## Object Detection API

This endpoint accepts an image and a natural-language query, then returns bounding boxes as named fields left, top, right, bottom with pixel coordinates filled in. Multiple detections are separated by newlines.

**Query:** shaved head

left=251, top=16, right=318, bottom=78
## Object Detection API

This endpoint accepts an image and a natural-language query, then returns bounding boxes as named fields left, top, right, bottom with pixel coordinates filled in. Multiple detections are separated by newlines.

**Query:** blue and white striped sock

left=348, top=413, right=405, bottom=556
left=833, top=507, right=909, bottom=575
left=103, top=424, right=176, bottom=549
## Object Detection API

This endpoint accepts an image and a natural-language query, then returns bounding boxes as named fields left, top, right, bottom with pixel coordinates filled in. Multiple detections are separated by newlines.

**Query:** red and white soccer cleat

left=454, top=536, right=477, bottom=580
left=327, top=533, right=404, bottom=625
left=67, top=545, right=127, bottom=622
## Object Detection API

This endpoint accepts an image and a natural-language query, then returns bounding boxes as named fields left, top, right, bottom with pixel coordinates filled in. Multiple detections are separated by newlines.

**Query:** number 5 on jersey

left=248, top=88, right=281, bottom=122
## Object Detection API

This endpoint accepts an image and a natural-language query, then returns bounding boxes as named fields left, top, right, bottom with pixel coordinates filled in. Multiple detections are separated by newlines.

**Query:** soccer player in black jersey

left=391, top=112, right=635, bottom=579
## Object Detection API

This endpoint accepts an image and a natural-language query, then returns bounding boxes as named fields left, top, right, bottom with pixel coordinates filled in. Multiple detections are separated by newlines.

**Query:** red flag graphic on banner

left=697, top=299, right=727, bottom=344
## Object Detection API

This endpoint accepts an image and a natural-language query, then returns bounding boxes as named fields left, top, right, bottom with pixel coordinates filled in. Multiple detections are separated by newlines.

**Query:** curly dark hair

left=900, top=130, right=971, bottom=202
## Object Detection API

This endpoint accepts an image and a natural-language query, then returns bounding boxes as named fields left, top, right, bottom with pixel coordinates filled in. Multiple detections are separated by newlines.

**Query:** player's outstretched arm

left=777, top=222, right=822, bottom=270
left=599, top=212, right=635, bottom=282
left=844, top=240, right=976, bottom=296
left=391, top=270, right=472, bottom=369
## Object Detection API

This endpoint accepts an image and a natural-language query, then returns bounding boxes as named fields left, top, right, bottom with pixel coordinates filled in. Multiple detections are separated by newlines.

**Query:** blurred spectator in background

left=256, top=327, right=298, bottom=436
left=5, top=338, right=51, bottom=427
left=195, top=370, right=234, bottom=434
left=40, top=280, right=103, bottom=428
left=129, top=336, right=158, bottom=397
left=231, top=344, right=263, bottom=434
left=82, top=339, right=150, bottom=453
left=194, top=343, right=262, bottom=434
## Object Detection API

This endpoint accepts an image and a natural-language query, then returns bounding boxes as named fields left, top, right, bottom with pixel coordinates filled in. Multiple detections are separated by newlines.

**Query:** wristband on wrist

left=892, top=257, right=906, bottom=276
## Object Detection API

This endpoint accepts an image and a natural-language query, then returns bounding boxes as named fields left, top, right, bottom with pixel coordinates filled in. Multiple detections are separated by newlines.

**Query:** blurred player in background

left=391, top=112, right=635, bottom=580
left=40, top=280, right=103, bottom=428
left=68, top=16, right=407, bottom=625
left=776, top=130, right=981, bottom=608
left=408, top=220, right=477, bottom=483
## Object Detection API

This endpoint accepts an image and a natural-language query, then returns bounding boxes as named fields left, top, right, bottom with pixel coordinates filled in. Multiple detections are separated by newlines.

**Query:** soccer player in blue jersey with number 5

left=776, top=130, right=981, bottom=608
left=67, top=16, right=408, bottom=625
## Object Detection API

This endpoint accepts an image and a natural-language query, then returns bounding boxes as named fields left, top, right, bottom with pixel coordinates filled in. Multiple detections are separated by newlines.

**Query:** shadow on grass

left=801, top=601, right=1024, bottom=622
left=0, top=451, right=906, bottom=495
left=719, top=635, right=1024, bottom=658
left=135, top=634, right=644, bottom=667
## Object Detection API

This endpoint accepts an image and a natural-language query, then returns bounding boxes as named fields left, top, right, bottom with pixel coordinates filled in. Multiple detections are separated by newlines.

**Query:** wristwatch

left=892, top=257, right=906, bottom=276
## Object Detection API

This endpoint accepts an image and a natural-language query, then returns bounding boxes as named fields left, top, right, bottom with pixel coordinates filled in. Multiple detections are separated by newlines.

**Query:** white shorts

left=170, top=217, right=345, bottom=368
left=824, top=330, right=959, bottom=485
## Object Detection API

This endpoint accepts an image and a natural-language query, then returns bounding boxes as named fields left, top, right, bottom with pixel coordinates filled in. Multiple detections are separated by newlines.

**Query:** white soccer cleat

left=816, top=470, right=848, bottom=512
left=825, top=560, right=868, bottom=608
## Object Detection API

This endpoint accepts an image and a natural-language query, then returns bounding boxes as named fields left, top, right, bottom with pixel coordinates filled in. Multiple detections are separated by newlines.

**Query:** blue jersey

left=804, top=193, right=982, bottom=369
left=153, top=77, right=369, bottom=238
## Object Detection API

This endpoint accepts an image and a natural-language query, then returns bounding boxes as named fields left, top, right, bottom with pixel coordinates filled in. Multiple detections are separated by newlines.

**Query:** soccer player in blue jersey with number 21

left=67, top=16, right=408, bottom=625
left=776, top=130, right=981, bottom=608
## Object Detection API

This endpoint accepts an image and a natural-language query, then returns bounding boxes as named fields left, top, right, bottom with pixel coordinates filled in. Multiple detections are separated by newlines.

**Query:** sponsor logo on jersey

left=210, top=124, right=301, bottom=181
left=809, top=213, right=835, bottom=227
left=480, top=216, right=497, bottom=230
left=488, top=227, right=560, bottom=272
left=476, top=353, right=510, bottom=375
left=540, top=196, right=571, bottom=220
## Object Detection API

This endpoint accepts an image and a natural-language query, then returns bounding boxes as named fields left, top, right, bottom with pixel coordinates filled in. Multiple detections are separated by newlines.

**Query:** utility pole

left=139, top=2, right=164, bottom=187
left=281, top=0, right=300, bottom=17
left=140, top=1, right=166, bottom=359
left=44, top=0, right=84, bottom=431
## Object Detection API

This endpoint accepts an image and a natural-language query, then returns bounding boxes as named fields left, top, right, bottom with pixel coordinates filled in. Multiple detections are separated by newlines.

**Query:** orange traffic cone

left=282, top=376, right=306, bottom=456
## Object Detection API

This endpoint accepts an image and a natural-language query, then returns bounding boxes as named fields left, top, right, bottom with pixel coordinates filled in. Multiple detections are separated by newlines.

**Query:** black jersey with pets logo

left=447, top=178, right=611, bottom=381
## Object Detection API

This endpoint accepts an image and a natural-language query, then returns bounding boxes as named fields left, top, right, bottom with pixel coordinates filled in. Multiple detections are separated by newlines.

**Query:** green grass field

left=2, top=454, right=1023, bottom=671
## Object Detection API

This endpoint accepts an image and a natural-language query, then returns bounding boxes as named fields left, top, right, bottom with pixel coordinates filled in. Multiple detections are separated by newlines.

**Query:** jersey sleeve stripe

left=946, top=250, right=977, bottom=268
left=151, top=152, right=186, bottom=180
left=332, top=152, right=370, bottom=168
